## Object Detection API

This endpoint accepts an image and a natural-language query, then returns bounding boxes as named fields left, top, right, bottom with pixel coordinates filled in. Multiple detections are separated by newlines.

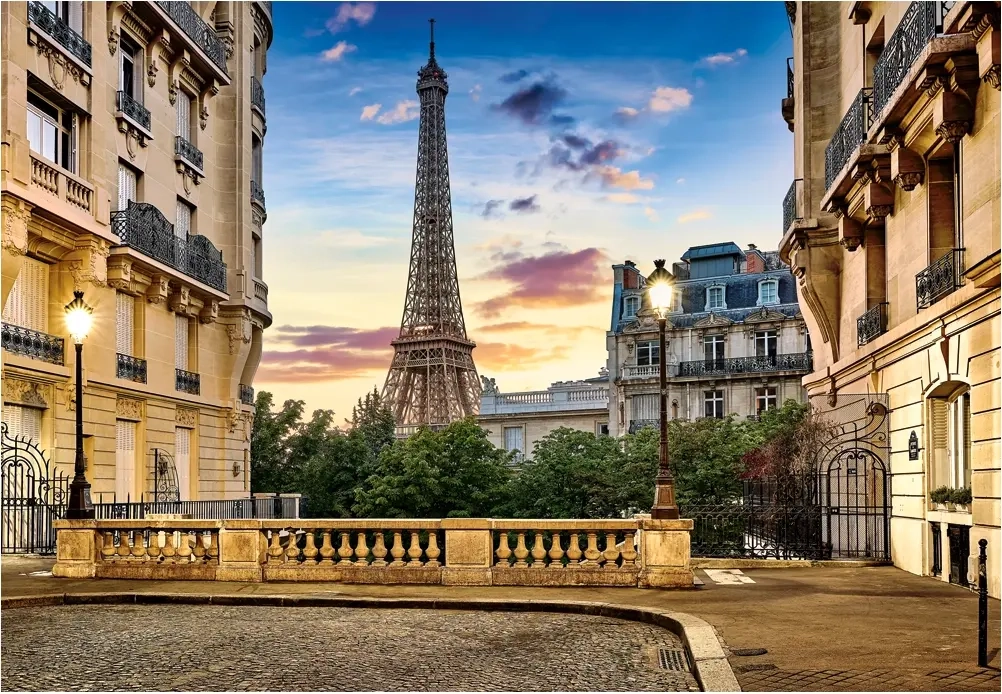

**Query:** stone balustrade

left=53, top=517, right=693, bottom=588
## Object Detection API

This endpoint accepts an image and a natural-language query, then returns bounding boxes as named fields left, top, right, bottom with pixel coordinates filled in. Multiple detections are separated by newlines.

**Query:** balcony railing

left=783, top=178, right=802, bottom=234
left=176, top=368, right=200, bottom=395
left=154, top=1, right=228, bottom=74
left=916, top=249, right=964, bottom=309
left=856, top=303, right=889, bottom=347
left=678, top=352, right=813, bottom=378
left=174, top=136, right=203, bottom=171
left=239, top=384, right=255, bottom=406
left=1, top=324, right=64, bottom=365
left=116, top=91, right=151, bottom=132
left=786, top=57, right=794, bottom=99
left=251, top=180, right=266, bottom=209
left=251, top=76, right=266, bottom=115
left=622, top=364, right=660, bottom=379
left=872, top=2, right=951, bottom=120
left=30, top=155, right=94, bottom=214
left=28, top=1, right=91, bottom=67
left=253, top=278, right=268, bottom=302
left=824, top=88, right=872, bottom=191
left=111, top=202, right=227, bottom=293
left=628, top=419, right=658, bottom=434
left=116, top=353, right=148, bottom=383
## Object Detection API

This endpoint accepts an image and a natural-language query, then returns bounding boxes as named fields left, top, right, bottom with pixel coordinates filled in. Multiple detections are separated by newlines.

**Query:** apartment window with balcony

left=623, top=295, right=640, bottom=319
left=757, top=279, right=779, bottom=306
left=251, top=134, right=263, bottom=184
left=115, top=291, right=134, bottom=356
left=27, top=90, right=76, bottom=172
left=636, top=340, right=659, bottom=366
left=706, top=285, right=726, bottom=311
left=755, top=330, right=778, bottom=359
left=115, top=419, right=137, bottom=502
left=39, top=1, right=83, bottom=30
left=252, top=234, right=262, bottom=278
left=176, top=89, right=192, bottom=141
left=704, top=334, right=724, bottom=364
left=175, top=426, right=192, bottom=501
left=503, top=426, right=524, bottom=463
left=2, top=258, right=48, bottom=332
left=119, top=33, right=142, bottom=102
left=704, top=390, right=724, bottom=419
left=755, top=387, right=778, bottom=414
left=176, top=199, right=193, bottom=241
left=175, top=313, right=190, bottom=371
left=117, top=162, right=137, bottom=211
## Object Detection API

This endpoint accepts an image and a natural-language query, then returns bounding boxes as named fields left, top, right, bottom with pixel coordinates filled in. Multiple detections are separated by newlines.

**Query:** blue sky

left=259, top=1, right=794, bottom=419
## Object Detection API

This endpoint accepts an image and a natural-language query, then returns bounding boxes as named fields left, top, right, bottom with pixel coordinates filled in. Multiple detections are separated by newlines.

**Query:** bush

left=950, top=487, right=972, bottom=506
left=929, top=486, right=952, bottom=504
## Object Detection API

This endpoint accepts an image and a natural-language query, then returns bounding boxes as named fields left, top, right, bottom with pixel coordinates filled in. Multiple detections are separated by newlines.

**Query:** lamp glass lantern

left=64, top=290, right=94, bottom=344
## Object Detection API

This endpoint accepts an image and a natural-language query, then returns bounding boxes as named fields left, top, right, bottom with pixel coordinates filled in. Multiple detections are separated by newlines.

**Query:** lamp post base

left=651, top=472, right=680, bottom=520
left=65, top=475, right=95, bottom=520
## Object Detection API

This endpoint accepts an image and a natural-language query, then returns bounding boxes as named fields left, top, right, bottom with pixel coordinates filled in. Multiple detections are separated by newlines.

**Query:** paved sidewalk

left=3, top=556, right=999, bottom=691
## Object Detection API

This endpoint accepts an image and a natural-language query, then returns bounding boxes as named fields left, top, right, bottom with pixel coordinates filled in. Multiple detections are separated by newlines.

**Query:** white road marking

left=703, top=569, right=756, bottom=585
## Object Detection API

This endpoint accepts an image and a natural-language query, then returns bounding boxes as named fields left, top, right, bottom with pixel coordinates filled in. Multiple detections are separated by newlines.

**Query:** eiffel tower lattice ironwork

left=382, top=20, right=481, bottom=430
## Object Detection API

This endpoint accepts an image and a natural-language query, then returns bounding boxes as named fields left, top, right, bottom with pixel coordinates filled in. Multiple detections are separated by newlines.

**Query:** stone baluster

left=621, top=531, right=638, bottom=567
left=355, top=532, right=370, bottom=565
left=267, top=531, right=284, bottom=564
left=426, top=532, right=441, bottom=568
left=177, top=532, right=193, bottom=563
left=162, top=531, right=177, bottom=563
left=548, top=531, right=566, bottom=567
left=582, top=532, right=601, bottom=566
left=602, top=533, right=620, bottom=567
left=530, top=532, right=547, bottom=568
left=407, top=531, right=423, bottom=566
left=566, top=533, right=582, bottom=566
left=285, top=530, right=301, bottom=564
left=303, top=530, right=319, bottom=564
left=147, top=531, right=161, bottom=562
left=319, top=531, right=334, bottom=564
left=192, top=532, right=207, bottom=563
left=206, top=532, right=219, bottom=564
left=101, top=530, right=117, bottom=561
left=513, top=532, right=529, bottom=568
left=116, top=530, right=132, bottom=559
left=131, top=531, right=146, bottom=561
left=371, top=532, right=388, bottom=567
left=336, top=532, right=353, bottom=563
left=495, top=532, right=512, bottom=566
left=390, top=531, right=406, bottom=567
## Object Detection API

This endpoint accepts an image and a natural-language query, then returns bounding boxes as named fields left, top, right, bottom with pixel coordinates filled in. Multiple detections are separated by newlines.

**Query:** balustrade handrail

left=174, top=136, right=204, bottom=171
left=116, top=353, right=148, bottom=383
left=251, top=180, right=266, bottom=209
left=1, top=323, right=65, bottom=365
left=786, top=57, right=794, bottom=99
left=239, top=383, right=255, bottom=405
left=566, top=388, right=609, bottom=401
left=496, top=391, right=552, bottom=404
left=856, top=302, right=889, bottom=347
left=783, top=178, right=802, bottom=234
left=116, top=91, right=151, bottom=132
left=824, top=88, right=872, bottom=191
left=678, top=352, right=813, bottom=377
left=251, top=76, right=266, bottom=115
left=28, top=1, right=92, bottom=67
left=916, top=248, right=964, bottom=309
left=154, top=1, right=228, bottom=74
left=176, top=368, right=201, bottom=395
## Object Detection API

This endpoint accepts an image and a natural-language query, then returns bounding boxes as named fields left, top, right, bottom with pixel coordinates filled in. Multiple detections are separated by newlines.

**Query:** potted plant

left=930, top=486, right=951, bottom=511
left=950, top=487, right=972, bottom=513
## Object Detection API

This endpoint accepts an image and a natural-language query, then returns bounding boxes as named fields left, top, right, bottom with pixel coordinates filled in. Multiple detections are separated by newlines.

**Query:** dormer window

left=757, top=279, right=779, bottom=306
left=670, top=289, right=683, bottom=313
left=624, top=295, right=640, bottom=319
left=706, top=285, right=726, bottom=311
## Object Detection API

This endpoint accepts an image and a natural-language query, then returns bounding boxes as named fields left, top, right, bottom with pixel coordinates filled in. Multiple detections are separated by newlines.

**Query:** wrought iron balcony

left=678, top=352, right=813, bottom=378
left=239, top=384, right=255, bottom=406
left=872, top=2, right=951, bottom=120
left=857, top=303, right=889, bottom=347
left=1, top=324, right=64, bottom=365
left=154, top=1, right=228, bottom=74
left=251, top=76, right=266, bottom=116
left=176, top=368, right=200, bottom=395
left=251, top=180, right=266, bottom=209
left=174, top=136, right=203, bottom=171
left=116, top=353, right=148, bottom=383
left=628, top=419, right=658, bottom=434
left=786, top=57, right=794, bottom=99
left=783, top=178, right=802, bottom=234
left=28, top=1, right=91, bottom=67
left=824, top=88, right=872, bottom=191
left=116, top=91, right=151, bottom=132
left=111, top=202, right=227, bottom=293
left=916, top=249, right=963, bottom=309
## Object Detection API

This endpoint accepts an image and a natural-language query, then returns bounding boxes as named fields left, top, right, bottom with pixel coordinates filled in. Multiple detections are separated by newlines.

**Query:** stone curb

left=1, top=592, right=740, bottom=692
left=692, top=558, right=890, bottom=569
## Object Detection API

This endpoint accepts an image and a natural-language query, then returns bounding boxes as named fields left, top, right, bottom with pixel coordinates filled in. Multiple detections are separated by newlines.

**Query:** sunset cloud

left=648, top=86, right=693, bottom=113
left=677, top=209, right=712, bottom=224
left=475, top=342, right=571, bottom=370
left=703, top=48, right=748, bottom=66
left=593, top=166, right=654, bottom=190
left=644, top=206, right=659, bottom=221
left=321, top=41, right=357, bottom=62
left=359, top=103, right=382, bottom=121
left=376, top=100, right=419, bottom=124
left=258, top=325, right=396, bottom=383
left=325, top=2, right=376, bottom=33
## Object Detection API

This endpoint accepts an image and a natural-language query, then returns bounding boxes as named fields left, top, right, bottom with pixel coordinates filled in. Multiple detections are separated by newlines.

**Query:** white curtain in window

left=117, top=163, right=136, bottom=211
left=115, top=419, right=137, bottom=502
left=67, top=1, right=83, bottom=31
left=949, top=394, right=971, bottom=488
left=175, top=314, right=189, bottom=370
left=2, top=258, right=48, bottom=331
left=116, top=291, right=134, bottom=356
left=502, top=426, right=524, bottom=455
left=176, top=90, right=191, bottom=141
left=2, top=405, right=43, bottom=447
left=175, top=427, right=191, bottom=501
left=632, top=393, right=659, bottom=420
left=176, top=200, right=191, bottom=240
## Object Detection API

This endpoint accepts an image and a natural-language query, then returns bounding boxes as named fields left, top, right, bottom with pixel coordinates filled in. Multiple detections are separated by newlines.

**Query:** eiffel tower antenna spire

left=382, top=23, right=481, bottom=433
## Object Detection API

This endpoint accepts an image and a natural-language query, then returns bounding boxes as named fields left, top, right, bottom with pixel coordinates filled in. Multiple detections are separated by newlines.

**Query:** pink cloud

left=326, top=3, right=376, bottom=33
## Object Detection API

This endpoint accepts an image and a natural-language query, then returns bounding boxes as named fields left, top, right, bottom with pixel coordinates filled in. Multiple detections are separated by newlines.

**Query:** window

left=175, top=314, right=189, bottom=371
left=503, top=426, right=524, bottom=462
left=670, top=289, right=683, bottom=313
left=704, top=334, right=724, bottom=364
left=251, top=134, right=263, bottom=184
left=119, top=33, right=142, bottom=102
left=755, top=330, right=778, bottom=359
left=623, top=295, right=640, bottom=319
left=704, top=390, right=724, bottom=419
left=175, top=427, right=191, bottom=501
left=757, top=279, right=779, bottom=306
left=596, top=422, right=609, bottom=437
left=176, top=89, right=192, bottom=141
left=2, top=258, right=48, bottom=331
left=755, top=387, right=778, bottom=414
left=632, top=393, right=658, bottom=421
left=117, top=162, right=137, bottom=211
left=706, top=285, right=726, bottom=311
left=115, top=419, right=136, bottom=502
left=27, top=91, right=76, bottom=172
left=252, top=235, right=262, bottom=278
left=636, top=340, right=660, bottom=366
left=115, top=292, right=134, bottom=356
left=2, top=405, right=43, bottom=449
left=176, top=199, right=192, bottom=241
left=671, top=400, right=679, bottom=420
left=948, top=393, right=971, bottom=489
left=39, top=2, right=83, bottom=30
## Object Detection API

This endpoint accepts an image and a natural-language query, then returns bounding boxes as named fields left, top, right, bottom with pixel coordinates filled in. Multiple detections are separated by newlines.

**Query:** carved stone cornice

left=224, top=309, right=253, bottom=354
left=66, top=237, right=111, bottom=289
left=890, top=146, right=924, bottom=191
left=107, top=255, right=133, bottom=292
left=106, top=1, right=132, bottom=55
left=176, top=407, right=197, bottom=428
left=116, top=396, right=144, bottom=421
left=2, top=377, right=51, bottom=408
left=199, top=299, right=219, bottom=324
left=146, top=273, right=170, bottom=304
left=168, top=285, right=191, bottom=314
left=168, top=50, right=192, bottom=105
left=199, top=82, right=219, bottom=131
left=2, top=197, right=33, bottom=257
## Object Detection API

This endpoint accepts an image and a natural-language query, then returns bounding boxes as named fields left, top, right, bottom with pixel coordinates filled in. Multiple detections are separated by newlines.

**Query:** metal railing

left=783, top=178, right=802, bottom=234
left=175, top=136, right=203, bottom=170
left=239, top=384, right=255, bottom=405
left=116, top=91, right=151, bottom=132
left=786, top=57, right=794, bottom=99
left=154, top=1, right=228, bottom=74
left=916, top=249, right=964, bottom=309
left=679, top=352, right=813, bottom=377
left=873, top=1, right=951, bottom=120
left=856, top=303, right=889, bottom=346
left=251, top=76, right=266, bottom=115
left=824, top=88, right=872, bottom=191
left=1, top=324, right=64, bottom=365
left=176, top=368, right=200, bottom=395
left=116, top=353, right=148, bottom=383
left=111, top=202, right=227, bottom=292
left=28, top=1, right=91, bottom=67
left=251, top=180, right=266, bottom=209
left=628, top=419, right=658, bottom=434
left=93, top=496, right=303, bottom=520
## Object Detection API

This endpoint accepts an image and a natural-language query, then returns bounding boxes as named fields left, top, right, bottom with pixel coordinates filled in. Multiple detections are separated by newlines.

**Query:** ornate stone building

left=782, top=1, right=999, bottom=595
left=607, top=244, right=812, bottom=436
left=1, top=1, right=273, bottom=503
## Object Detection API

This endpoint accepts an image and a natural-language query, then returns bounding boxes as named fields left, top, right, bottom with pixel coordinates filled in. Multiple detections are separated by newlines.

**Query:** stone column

left=637, top=518, right=694, bottom=588
left=51, top=519, right=98, bottom=578
left=216, top=519, right=264, bottom=582
left=441, top=518, right=492, bottom=585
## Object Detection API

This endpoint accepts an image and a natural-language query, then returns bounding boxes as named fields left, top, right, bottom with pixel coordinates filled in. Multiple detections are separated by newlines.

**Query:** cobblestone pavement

left=0, top=605, right=699, bottom=692
left=734, top=663, right=1002, bottom=691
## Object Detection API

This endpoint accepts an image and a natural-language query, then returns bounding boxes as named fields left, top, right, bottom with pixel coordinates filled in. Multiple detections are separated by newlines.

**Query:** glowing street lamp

left=64, top=291, right=95, bottom=519
left=646, top=260, right=679, bottom=520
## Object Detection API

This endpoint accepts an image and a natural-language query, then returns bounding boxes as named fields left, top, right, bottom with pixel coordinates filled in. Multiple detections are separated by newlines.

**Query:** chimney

left=745, top=245, right=765, bottom=274
left=748, top=243, right=757, bottom=250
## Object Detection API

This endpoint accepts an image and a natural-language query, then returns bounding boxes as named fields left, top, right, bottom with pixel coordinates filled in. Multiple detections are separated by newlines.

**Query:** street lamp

left=64, top=290, right=95, bottom=519
left=647, top=260, right=680, bottom=520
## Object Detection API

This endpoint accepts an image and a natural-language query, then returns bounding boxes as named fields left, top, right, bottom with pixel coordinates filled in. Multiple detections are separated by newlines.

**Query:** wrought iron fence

left=1, top=324, right=65, bottom=365
left=174, top=136, right=203, bottom=170
left=678, top=352, right=813, bottom=377
left=251, top=180, right=266, bottom=209
left=786, top=57, right=794, bottom=99
left=856, top=302, right=888, bottom=346
left=824, top=88, right=872, bottom=191
left=239, top=384, right=255, bottom=405
left=93, top=496, right=304, bottom=520
left=917, top=249, right=964, bottom=309
left=154, top=1, right=228, bottom=74
left=628, top=419, right=658, bottom=434
left=116, top=91, right=151, bottom=131
left=175, top=368, right=200, bottom=395
left=684, top=502, right=828, bottom=560
left=28, top=1, right=91, bottom=67
left=2, top=422, right=70, bottom=554
left=783, top=178, right=802, bottom=234
left=872, top=1, right=950, bottom=119
left=251, top=76, right=266, bottom=115
left=111, top=201, right=227, bottom=292
left=116, top=353, right=148, bottom=383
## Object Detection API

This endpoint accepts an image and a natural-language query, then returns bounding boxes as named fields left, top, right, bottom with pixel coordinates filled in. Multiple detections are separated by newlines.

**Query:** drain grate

left=658, top=647, right=690, bottom=671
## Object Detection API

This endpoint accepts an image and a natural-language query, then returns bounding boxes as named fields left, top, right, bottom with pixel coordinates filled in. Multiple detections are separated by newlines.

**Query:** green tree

left=250, top=392, right=305, bottom=494
left=348, top=388, right=396, bottom=461
left=618, top=426, right=660, bottom=513
left=668, top=416, right=750, bottom=504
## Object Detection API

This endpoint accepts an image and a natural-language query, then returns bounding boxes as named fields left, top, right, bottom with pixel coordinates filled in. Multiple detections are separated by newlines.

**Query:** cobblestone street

left=0, top=605, right=699, bottom=692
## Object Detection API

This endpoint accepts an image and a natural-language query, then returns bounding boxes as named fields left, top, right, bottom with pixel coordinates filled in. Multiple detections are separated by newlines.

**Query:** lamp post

left=646, top=260, right=679, bottom=520
left=64, top=290, right=95, bottom=519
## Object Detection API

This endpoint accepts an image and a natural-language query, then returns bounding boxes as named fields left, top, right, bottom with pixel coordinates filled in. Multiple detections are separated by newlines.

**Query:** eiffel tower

left=382, top=20, right=481, bottom=430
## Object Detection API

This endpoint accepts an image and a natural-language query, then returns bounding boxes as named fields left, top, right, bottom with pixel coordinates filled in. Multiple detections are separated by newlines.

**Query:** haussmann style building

left=782, top=0, right=1000, bottom=596
left=1, top=0, right=274, bottom=539
left=607, top=243, right=813, bottom=436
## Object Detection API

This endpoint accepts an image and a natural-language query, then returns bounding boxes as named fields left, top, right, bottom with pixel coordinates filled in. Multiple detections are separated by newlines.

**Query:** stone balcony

left=29, top=154, right=95, bottom=219
left=480, top=386, right=609, bottom=415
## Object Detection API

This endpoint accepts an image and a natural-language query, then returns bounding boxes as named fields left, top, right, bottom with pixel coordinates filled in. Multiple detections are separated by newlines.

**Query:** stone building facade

left=1, top=1, right=273, bottom=503
left=782, top=1, right=1000, bottom=595
left=477, top=373, right=610, bottom=463
left=607, top=244, right=812, bottom=436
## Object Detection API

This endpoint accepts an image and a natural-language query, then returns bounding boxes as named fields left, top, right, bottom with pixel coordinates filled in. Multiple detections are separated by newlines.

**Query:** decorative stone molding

left=199, top=82, right=219, bottom=131
left=936, top=119, right=971, bottom=143
left=215, top=19, right=235, bottom=59
left=175, top=407, right=198, bottom=428
left=2, top=198, right=32, bottom=257
left=864, top=182, right=894, bottom=223
left=744, top=308, right=788, bottom=324
left=168, top=286, right=191, bottom=314
left=145, top=30, right=171, bottom=88
left=168, top=50, right=192, bottom=106
left=116, top=396, right=144, bottom=421
left=105, top=1, right=133, bottom=56
left=228, top=407, right=253, bottom=440
left=66, top=237, right=111, bottom=289
left=107, top=256, right=133, bottom=292
left=2, top=378, right=50, bottom=408
left=199, top=300, right=219, bottom=324
left=225, top=312, right=253, bottom=354
left=146, top=273, right=169, bottom=304
left=891, top=146, right=924, bottom=190
left=62, top=382, right=76, bottom=412
left=28, top=32, right=92, bottom=89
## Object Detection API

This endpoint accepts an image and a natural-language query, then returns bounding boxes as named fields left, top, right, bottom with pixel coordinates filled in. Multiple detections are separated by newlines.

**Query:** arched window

left=757, top=279, right=779, bottom=306
left=705, top=285, right=726, bottom=311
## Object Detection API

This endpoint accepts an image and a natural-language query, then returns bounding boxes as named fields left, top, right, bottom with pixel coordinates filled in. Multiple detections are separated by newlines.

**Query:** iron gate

left=148, top=448, right=180, bottom=503
left=1, top=422, right=70, bottom=554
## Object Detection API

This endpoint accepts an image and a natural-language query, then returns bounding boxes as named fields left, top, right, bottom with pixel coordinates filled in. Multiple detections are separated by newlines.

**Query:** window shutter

left=2, top=273, right=24, bottom=327
left=175, top=427, right=191, bottom=501
left=175, top=314, right=189, bottom=370
left=175, top=200, right=191, bottom=240
left=931, top=399, right=948, bottom=449
left=633, top=394, right=658, bottom=420
left=117, top=163, right=136, bottom=211
left=3, top=404, right=43, bottom=447
left=176, top=91, right=191, bottom=140
left=4, top=258, right=48, bottom=331
left=116, top=292, right=134, bottom=355
left=115, top=419, right=137, bottom=502
left=67, top=1, right=83, bottom=32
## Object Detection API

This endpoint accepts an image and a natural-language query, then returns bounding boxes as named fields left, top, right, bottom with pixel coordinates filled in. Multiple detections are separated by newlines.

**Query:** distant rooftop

left=680, top=242, right=744, bottom=262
